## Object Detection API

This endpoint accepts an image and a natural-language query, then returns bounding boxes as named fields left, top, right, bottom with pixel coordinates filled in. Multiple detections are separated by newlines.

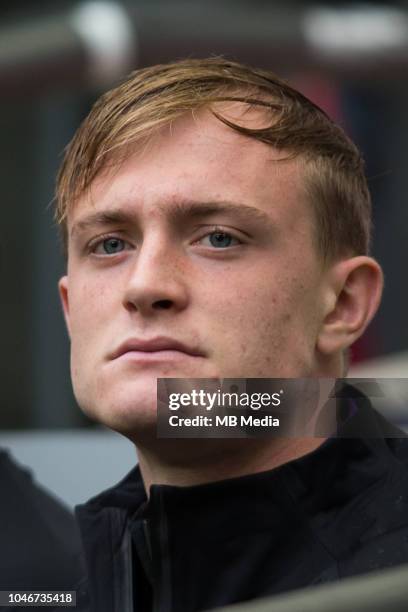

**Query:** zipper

left=112, top=509, right=134, bottom=612
left=152, top=488, right=172, bottom=612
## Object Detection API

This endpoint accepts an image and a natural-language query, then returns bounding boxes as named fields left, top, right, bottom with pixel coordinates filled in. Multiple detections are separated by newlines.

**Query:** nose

left=122, top=236, right=190, bottom=316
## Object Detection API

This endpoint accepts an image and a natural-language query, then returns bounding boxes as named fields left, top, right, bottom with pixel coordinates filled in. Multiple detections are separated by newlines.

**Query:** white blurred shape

left=304, top=6, right=408, bottom=56
left=70, top=0, right=137, bottom=86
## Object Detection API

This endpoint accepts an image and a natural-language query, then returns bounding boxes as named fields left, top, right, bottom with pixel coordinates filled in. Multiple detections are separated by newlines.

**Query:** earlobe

left=58, top=276, right=71, bottom=338
left=317, top=256, right=383, bottom=356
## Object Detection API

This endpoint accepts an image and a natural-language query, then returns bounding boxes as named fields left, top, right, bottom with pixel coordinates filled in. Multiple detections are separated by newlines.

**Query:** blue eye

left=94, top=237, right=126, bottom=255
left=210, top=232, right=232, bottom=247
left=201, top=231, right=240, bottom=248
left=104, top=237, right=124, bottom=254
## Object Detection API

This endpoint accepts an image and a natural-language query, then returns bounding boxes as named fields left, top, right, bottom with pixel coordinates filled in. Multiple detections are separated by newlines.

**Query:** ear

left=58, top=276, right=71, bottom=339
left=317, top=256, right=383, bottom=356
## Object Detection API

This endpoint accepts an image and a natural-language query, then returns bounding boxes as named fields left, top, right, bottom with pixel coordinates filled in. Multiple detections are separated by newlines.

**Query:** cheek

left=68, top=277, right=113, bottom=356
left=200, top=263, right=307, bottom=326
left=67, top=278, right=113, bottom=410
left=70, top=273, right=111, bottom=322
left=198, top=264, right=320, bottom=364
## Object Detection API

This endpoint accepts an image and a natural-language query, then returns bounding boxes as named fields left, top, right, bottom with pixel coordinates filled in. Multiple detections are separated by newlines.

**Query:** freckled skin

left=59, top=107, right=330, bottom=439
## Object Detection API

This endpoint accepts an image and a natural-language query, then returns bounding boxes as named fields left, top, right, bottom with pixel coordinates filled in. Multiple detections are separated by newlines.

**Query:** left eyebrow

left=163, top=200, right=273, bottom=227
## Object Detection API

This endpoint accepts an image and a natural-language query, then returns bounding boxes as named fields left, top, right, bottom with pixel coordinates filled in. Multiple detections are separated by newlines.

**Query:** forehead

left=68, top=106, right=310, bottom=233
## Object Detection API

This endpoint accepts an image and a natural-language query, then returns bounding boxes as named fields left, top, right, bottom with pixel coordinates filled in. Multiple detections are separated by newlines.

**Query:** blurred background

left=1, top=0, right=408, bottom=503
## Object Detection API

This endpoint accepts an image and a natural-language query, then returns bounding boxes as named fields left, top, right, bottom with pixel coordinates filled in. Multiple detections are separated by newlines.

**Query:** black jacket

left=75, top=395, right=408, bottom=612
left=0, top=450, right=82, bottom=590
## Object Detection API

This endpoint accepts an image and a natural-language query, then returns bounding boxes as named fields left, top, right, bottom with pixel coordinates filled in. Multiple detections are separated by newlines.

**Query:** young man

left=56, top=58, right=408, bottom=611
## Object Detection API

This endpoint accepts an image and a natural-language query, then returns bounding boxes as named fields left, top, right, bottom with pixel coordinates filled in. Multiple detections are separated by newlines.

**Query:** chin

left=90, top=400, right=158, bottom=439
left=77, top=379, right=159, bottom=435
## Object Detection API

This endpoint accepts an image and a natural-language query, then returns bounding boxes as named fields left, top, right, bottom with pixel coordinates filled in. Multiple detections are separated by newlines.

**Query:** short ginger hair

left=55, top=57, right=371, bottom=260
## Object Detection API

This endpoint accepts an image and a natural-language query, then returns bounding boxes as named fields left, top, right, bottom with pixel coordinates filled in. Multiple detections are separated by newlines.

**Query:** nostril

left=153, top=299, right=173, bottom=310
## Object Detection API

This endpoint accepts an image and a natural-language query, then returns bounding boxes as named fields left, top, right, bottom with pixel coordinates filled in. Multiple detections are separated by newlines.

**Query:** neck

left=136, top=437, right=326, bottom=493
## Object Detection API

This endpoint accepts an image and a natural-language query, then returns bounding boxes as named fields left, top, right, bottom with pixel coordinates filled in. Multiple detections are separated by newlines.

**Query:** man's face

left=59, top=107, right=329, bottom=437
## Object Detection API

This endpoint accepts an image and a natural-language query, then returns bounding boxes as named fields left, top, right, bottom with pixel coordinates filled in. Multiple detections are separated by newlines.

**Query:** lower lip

left=116, top=350, right=202, bottom=363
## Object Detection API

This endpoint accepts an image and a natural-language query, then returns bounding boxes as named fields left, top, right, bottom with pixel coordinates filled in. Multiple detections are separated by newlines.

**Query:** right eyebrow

left=70, top=211, right=134, bottom=239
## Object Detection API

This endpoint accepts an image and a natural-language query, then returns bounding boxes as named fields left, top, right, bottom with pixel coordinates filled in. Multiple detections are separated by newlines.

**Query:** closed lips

left=111, top=337, right=205, bottom=359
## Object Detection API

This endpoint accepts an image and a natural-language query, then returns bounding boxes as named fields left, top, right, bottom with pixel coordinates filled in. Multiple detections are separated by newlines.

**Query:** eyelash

left=194, top=226, right=243, bottom=248
left=87, top=226, right=244, bottom=256
left=87, top=234, right=132, bottom=256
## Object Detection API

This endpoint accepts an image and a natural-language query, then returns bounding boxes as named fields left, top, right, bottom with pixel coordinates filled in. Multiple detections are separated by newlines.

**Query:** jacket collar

left=76, top=390, right=405, bottom=610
